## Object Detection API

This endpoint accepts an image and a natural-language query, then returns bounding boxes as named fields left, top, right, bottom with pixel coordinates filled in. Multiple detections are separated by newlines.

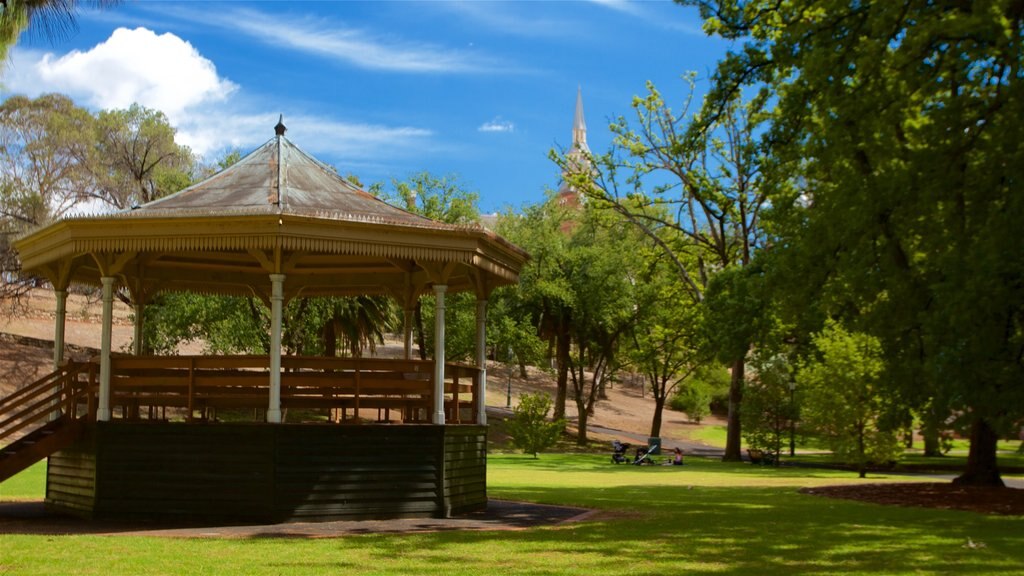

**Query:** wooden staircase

left=0, top=362, right=97, bottom=482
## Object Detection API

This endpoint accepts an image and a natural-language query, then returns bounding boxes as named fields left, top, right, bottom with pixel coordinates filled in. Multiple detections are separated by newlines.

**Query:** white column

left=97, top=276, right=115, bottom=422
left=50, top=289, right=68, bottom=420
left=403, top=307, right=414, bottom=360
left=432, top=285, right=447, bottom=424
left=267, top=274, right=285, bottom=423
left=52, top=289, right=68, bottom=370
left=475, top=298, right=488, bottom=425
left=132, top=302, right=145, bottom=356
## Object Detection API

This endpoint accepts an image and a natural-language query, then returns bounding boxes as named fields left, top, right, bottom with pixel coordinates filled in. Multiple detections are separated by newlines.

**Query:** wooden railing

left=106, top=355, right=481, bottom=424
left=0, top=361, right=97, bottom=447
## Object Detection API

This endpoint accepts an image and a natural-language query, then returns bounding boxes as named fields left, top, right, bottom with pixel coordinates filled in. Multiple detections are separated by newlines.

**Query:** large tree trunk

left=953, top=416, right=1004, bottom=487
left=723, top=357, right=745, bottom=461
left=921, top=401, right=944, bottom=457
left=575, top=383, right=590, bottom=446
left=553, top=328, right=569, bottom=420
left=922, top=427, right=942, bottom=457
left=650, top=394, right=665, bottom=438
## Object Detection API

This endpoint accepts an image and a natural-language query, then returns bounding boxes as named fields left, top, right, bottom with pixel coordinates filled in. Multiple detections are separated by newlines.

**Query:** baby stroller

left=611, top=440, right=632, bottom=464
left=632, top=444, right=658, bottom=465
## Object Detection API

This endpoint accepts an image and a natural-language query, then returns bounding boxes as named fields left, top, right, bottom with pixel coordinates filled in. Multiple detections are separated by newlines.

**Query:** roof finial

left=274, top=115, right=287, bottom=136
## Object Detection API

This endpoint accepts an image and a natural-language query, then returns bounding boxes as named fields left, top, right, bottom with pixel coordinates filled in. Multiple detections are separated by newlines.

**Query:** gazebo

left=2, top=120, right=528, bottom=522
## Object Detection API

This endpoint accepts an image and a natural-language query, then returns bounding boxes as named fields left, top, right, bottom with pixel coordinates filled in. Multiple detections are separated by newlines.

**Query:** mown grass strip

left=0, top=454, right=1021, bottom=575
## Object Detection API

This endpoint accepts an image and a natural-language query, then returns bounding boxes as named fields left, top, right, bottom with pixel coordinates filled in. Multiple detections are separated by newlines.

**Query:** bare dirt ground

left=2, top=288, right=1021, bottom=523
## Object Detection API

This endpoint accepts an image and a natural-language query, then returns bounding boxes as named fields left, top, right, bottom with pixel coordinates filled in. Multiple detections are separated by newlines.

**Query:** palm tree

left=1, top=0, right=118, bottom=63
left=322, top=296, right=397, bottom=359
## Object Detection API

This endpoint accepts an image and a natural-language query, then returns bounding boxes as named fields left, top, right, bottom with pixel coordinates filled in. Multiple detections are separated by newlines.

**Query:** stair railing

left=0, top=361, right=98, bottom=448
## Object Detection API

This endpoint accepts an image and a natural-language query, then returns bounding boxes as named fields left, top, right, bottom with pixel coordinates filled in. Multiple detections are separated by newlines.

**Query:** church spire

left=572, top=85, right=588, bottom=153
left=558, top=86, right=593, bottom=205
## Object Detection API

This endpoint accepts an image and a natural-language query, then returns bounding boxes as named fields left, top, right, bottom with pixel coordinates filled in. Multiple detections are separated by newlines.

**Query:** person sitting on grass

left=666, top=447, right=683, bottom=466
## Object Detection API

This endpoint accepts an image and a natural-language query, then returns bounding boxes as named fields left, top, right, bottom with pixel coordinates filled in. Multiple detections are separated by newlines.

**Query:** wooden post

left=267, top=274, right=285, bottom=423
left=432, top=284, right=447, bottom=424
left=475, top=298, right=487, bottom=425
left=97, top=276, right=115, bottom=421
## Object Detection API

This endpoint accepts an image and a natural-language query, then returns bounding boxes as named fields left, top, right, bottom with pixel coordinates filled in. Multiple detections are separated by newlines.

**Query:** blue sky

left=3, top=1, right=729, bottom=213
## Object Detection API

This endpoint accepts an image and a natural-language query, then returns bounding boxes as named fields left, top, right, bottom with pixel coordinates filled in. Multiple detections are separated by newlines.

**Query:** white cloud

left=590, top=0, right=708, bottom=36
left=439, top=2, right=576, bottom=38
left=27, top=27, right=236, bottom=123
left=177, top=113, right=433, bottom=161
left=193, top=8, right=498, bottom=74
left=3, top=28, right=436, bottom=163
left=586, top=0, right=645, bottom=15
left=478, top=117, right=515, bottom=133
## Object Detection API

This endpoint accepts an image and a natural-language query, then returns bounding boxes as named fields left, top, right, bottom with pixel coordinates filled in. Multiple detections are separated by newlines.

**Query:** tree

left=495, top=199, right=576, bottom=420
left=0, top=93, right=93, bottom=301
left=1, top=1, right=119, bottom=64
left=0, top=94, right=93, bottom=226
left=562, top=208, right=640, bottom=445
left=555, top=79, right=768, bottom=460
left=741, top=351, right=796, bottom=463
left=90, top=104, right=194, bottom=209
left=797, top=322, right=901, bottom=479
left=506, top=392, right=565, bottom=458
left=627, top=246, right=706, bottom=438
left=686, top=0, right=1024, bottom=485
left=381, top=171, right=480, bottom=360
left=317, top=295, right=396, bottom=359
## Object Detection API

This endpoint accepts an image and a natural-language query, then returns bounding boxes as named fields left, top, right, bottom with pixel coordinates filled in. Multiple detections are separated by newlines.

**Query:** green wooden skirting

left=46, top=422, right=486, bottom=522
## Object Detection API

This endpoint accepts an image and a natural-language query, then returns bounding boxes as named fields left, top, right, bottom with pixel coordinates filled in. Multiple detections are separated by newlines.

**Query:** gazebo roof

left=14, top=122, right=528, bottom=302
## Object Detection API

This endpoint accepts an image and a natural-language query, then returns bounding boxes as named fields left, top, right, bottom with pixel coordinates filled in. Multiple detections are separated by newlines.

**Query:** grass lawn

left=2, top=456, right=1023, bottom=575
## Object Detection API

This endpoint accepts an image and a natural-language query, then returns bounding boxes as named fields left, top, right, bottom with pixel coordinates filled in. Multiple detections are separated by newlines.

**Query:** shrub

left=507, top=392, right=565, bottom=458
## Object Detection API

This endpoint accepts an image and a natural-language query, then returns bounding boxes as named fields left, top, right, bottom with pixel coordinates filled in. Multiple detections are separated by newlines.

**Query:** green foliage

left=626, top=233, right=708, bottom=436
left=669, top=382, right=712, bottom=423
left=554, top=74, right=770, bottom=459
left=419, top=291, right=477, bottom=362
left=796, top=322, right=901, bottom=477
left=741, top=352, right=796, bottom=458
left=487, top=304, right=547, bottom=370
left=689, top=0, right=1024, bottom=483
left=383, top=171, right=479, bottom=224
left=374, top=171, right=481, bottom=361
left=0, top=93, right=95, bottom=227
left=506, top=392, right=565, bottom=458
left=669, top=364, right=731, bottom=422
left=0, top=0, right=101, bottom=64
left=142, top=293, right=396, bottom=357
left=142, top=293, right=267, bottom=355
left=92, top=103, right=195, bottom=208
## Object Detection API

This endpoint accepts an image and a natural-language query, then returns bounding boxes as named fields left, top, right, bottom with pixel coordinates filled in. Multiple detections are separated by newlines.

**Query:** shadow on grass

left=347, top=485, right=1024, bottom=575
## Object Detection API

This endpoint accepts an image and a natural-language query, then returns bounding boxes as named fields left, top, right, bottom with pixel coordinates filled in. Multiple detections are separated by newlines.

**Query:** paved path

left=0, top=499, right=594, bottom=538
